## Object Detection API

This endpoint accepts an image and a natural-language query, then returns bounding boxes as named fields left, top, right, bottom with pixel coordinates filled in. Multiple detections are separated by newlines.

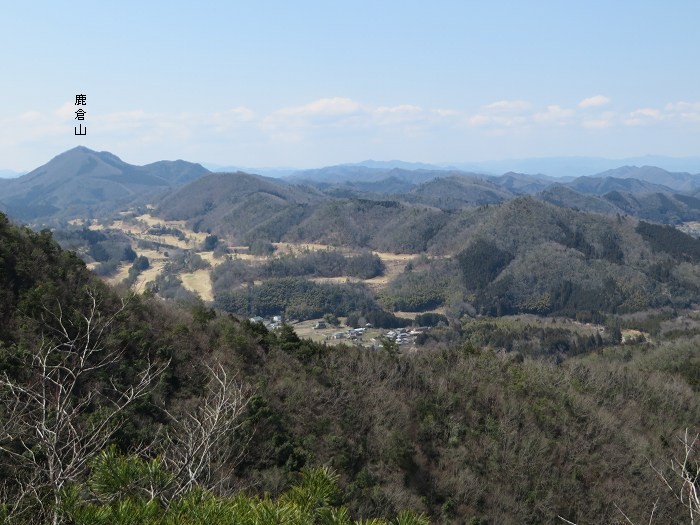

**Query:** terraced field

left=89, top=210, right=420, bottom=301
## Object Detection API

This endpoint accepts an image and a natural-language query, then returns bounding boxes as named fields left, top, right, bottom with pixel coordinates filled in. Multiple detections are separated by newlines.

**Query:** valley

left=6, top=3, right=700, bottom=522
left=36, top=147, right=700, bottom=337
left=83, top=208, right=422, bottom=313
left=3, top=147, right=700, bottom=524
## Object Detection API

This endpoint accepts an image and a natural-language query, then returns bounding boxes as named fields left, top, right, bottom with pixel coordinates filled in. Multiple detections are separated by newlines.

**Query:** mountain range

left=204, top=156, right=700, bottom=179
left=3, top=147, right=700, bottom=230
left=0, top=146, right=209, bottom=224
left=0, top=169, right=23, bottom=179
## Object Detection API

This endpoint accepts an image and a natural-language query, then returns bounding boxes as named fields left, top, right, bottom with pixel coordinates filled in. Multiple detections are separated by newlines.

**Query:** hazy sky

left=2, top=1, right=700, bottom=170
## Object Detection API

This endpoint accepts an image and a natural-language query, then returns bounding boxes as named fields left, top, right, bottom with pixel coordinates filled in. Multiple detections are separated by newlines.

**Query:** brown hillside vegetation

left=2, top=212, right=700, bottom=523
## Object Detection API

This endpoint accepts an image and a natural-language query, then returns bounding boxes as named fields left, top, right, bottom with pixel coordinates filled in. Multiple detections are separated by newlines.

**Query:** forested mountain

left=5, top=147, right=700, bottom=231
left=158, top=162, right=700, bottom=241
left=564, top=175, right=675, bottom=195
left=602, top=190, right=700, bottom=223
left=2, top=211, right=700, bottom=524
left=485, top=171, right=553, bottom=194
left=157, top=183, right=700, bottom=321
left=156, top=171, right=327, bottom=243
left=0, top=146, right=209, bottom=224
left=538, top=185, right=622, bottom=214
left=593, top=165, right=700, bottom=192
left=287, top=165, right=459, bottom=186
left=400, top=175, right=513, bottom=210
left=539, top=184, right=700, bottom=224
left=375, top=197, right=700, bottom=317
left=320, top=176, right=417, bottom=195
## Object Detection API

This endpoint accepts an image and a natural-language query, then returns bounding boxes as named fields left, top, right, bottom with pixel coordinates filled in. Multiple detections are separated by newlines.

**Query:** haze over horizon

left=2, top=1, right=699, bottom=172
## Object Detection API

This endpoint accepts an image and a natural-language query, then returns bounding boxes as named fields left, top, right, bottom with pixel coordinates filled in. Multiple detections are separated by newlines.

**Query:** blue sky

left=2, top=1, right=700, bottom=171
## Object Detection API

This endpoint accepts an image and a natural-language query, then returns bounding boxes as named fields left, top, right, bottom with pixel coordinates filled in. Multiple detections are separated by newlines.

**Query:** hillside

left=144, top=166, right=700, bottom=320
left=2, top=211, right=700, bottom=523
left=377, top=197, right=700, bottom=318
left=537, top=184, right=700, bottom=224
left=538, top=184, right=622, bottom=214
left=0, top=146, right=209, bottom=224
left=603, top=190, right=700, bottom=223
left=288, top=165, right=458, bottom=186
left=156, top=171, right=326, bottom=244
left=7, top=147, right=700, bottom=233
left=593, top=165, right=700, bottom=192
left=485, top=171, right=553, bottom=194
left=564, top=175, right=675, bottom=195
left=401, top=175, right=514, bottom=210
left=141, top=187, right=700, bottom=322
left=319, top=175, right=417, bottom=195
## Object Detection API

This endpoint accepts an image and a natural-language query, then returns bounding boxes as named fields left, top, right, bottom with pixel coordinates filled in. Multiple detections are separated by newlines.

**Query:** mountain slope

left=0, top=147, right=209, bottom=224
left=402, top=175, right=514, bottom=210
left=564, top=175, right=675, bottom=195
left=289, top=165, right=484, bottom=187
left=537, top=185, right=622, bottom=215
left=3, top=210, right=700, bottom=524
left=593, top=165, right=700, bottom=192
left=486, top=171, right=553, bottom=194
left=157, top=171, right=327, bottom=242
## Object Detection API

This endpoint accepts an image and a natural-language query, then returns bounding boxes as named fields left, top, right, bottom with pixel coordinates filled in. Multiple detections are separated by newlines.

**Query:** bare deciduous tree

left=651, top=429, right=700, bottom=525
left=559, top=428, right=700, bottom=525
left=0, top=289, right=167, bottom=524
left=162, top=362, right=254, bottom=498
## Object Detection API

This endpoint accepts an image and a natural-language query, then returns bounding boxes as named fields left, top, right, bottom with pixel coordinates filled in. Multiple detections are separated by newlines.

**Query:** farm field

left=89, top=210, right=420, bottom=298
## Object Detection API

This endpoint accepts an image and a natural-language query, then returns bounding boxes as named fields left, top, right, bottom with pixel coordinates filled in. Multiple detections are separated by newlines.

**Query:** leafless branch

left=648, top=429, right=700, bottom=525
left=161, top=362, right=253, bottom=498
left=0, top=288, right=167, bottom=524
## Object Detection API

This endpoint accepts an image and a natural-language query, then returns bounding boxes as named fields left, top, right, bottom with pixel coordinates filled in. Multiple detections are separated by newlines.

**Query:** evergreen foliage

left=213, top=277, right=379, bottom=320
left=2, top=211, right=700, bottom=524
left=637, top=220, right=700, bottom=261
left=261, top=250, right=384, bottom=280
left=457, top=238, right=514, bottom=290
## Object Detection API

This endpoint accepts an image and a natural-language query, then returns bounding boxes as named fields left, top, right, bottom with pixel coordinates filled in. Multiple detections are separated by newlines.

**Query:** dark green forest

left=197, top=197, right=700, bottom=325
left=1, top=212, right=700, bottom=524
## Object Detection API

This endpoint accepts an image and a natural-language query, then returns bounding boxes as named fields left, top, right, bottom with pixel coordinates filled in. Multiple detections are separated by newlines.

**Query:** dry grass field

left=179, top=269, right=214, bottom=301
left=88, top=209, right=422, bottom=299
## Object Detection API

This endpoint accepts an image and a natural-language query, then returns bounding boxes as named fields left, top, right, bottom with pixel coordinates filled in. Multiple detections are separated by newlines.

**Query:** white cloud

left=486, top=100, right=531, bottom=112
left=54, top=102, right=77, bottom=119
left=375, top=104, right=422, bottom=115
left=209, top=107, right=256, bottom=133
left=579, top=95, right=611, bottom=108
left=373, top=104, right=423, bottom=125
left=213, top=107, right=255, bottom=122
left=9, top=95, right=700, bottom=170
left=533, top=105, right=574, bottom=124
left=467, top=113, right=527, bottom=128
left=468, top=114, right=492, bottom=126
left=269, top=131, right=304, bottom=143
left=263, top=97, right=368, bottom=135
left=276, top=97, right=364, bottom=117
left=666, top=101, right=700, bottom=112
left=665, top=101, right=700, bottom=122
left=19, top=111, right=41, bottom=120
left=624, top=108, right=664, bottom=126
left=582, top=111, right=616, bottom=129
left=433, top=108, right=460, bottom=117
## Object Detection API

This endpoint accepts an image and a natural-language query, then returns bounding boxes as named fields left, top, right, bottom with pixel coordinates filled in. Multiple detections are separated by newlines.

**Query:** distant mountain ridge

left=590, top=166, right=700, bottom=192
left=401, top=175, right=513, bottom=210
left=563, top=175, right=676, bottom=195
left=0, top=146, right=209, bottom=224
left=6, top=147, right=700, bottom=229
left=445, top=155, right=700, bottom=178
